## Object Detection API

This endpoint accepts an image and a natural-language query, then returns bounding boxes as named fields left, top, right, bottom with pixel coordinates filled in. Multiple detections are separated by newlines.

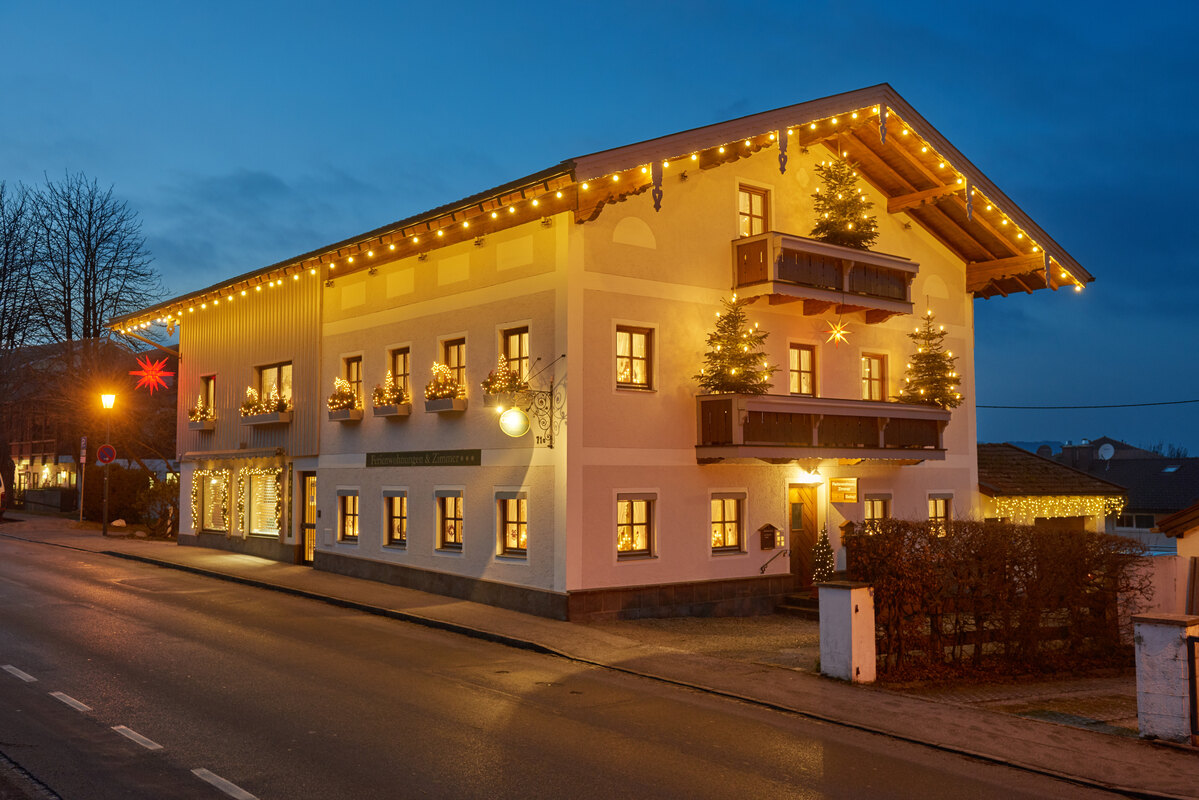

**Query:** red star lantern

left=130, top=355, right=175, bottom=393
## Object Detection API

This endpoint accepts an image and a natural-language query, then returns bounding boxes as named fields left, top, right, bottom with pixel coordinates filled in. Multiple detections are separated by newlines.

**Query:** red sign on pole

left=97, top=444, right=116, bottom=465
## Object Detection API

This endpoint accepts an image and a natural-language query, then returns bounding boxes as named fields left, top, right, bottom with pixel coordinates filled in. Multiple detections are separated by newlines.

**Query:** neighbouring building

left=111, top=85, right=1093, bottom=620
left=977, top=443, right=1125, bottom=532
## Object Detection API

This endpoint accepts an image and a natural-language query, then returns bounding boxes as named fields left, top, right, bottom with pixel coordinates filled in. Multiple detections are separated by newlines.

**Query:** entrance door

left=788, top=484, right=818, bottom=589
left=301, top=472, right=317, bottom=565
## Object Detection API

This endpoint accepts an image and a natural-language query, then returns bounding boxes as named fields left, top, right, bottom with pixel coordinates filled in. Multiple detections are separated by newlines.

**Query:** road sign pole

left=78, top=436, right=87, bottom=523
left=101, top=418, right=110, bottom=538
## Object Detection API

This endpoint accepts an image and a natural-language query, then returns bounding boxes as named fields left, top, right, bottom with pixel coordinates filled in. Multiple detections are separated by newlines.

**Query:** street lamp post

left=101, top=393, right=115, bottom=537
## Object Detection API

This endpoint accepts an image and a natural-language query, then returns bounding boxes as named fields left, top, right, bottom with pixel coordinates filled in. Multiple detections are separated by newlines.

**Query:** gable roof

left=1156, top=500, right=1199, bottom=538
left=978, top=443, right=1125, bottom=497
left=112, top=84, right=1091, bottom=331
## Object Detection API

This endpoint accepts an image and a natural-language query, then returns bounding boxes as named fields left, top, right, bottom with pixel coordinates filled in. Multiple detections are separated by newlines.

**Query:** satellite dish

left=1098, top=443, right=1115, bottom=461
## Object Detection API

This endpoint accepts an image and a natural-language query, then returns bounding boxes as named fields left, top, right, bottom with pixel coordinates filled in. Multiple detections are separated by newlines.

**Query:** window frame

left=257, top=360, right=293, bottom=404
left=710, top=492, right=746, bottom=553
left=247, top=472, right=280, bottom=537
left=929, top=494, right=952, bottom=531
left=788, top=343, right=816, bottom=397
left=616, top=492, right=656, bottom=559
left=437, top=489, right=464, bottom=551
left=737, top=184, right=769, bottom=238
left=199, top=471, right=229, bottom=533
left=615, top=324, right=654, bottom=391
left=501, top=326, right=530, bottom=382
left=383, top=489, right=407, bottom=547
left=338, top=489, right=359, bottom=542
left=864, top=494, right=891, bottom=531
left=496, top=490, right=528, bottom=558
left=389, top=346, right=411, bottom=402
left=442, top=337, right=467, bottom=389
left=344, top=355, right=363, bottom=405
left=861, top=353, right=886, bottom=402
left=200, top=374, right=216, bottom=412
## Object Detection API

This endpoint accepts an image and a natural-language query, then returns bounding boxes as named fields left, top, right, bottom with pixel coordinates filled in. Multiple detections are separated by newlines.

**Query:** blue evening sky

left=2, top=1, right=1196, bottom=451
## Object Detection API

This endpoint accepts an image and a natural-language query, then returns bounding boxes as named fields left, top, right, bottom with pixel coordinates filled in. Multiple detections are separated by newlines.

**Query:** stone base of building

left=566, top=575, right=795, bottom=621
left=314, top=550, right=794, bottom=621
left=182, top=531, right=301, bottom=563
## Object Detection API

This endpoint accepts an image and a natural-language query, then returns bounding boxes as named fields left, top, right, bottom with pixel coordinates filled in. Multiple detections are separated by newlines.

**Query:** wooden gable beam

left=795, top=117, right=875, bottom=150
left=888, top=184, right=963, bottom=214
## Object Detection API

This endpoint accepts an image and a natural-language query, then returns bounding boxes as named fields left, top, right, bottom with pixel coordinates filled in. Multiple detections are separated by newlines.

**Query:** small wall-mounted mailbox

left=758, top=523, right=783, bottom=551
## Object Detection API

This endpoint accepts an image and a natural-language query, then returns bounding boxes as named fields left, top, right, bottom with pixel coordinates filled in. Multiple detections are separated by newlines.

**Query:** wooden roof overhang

left=113, top=84, right=1089, bottom=334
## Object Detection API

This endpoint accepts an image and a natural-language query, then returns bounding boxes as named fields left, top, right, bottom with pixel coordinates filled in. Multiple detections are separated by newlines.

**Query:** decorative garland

left=237, top=466, right=284, bottom=535
left=993, top=495, right=1126, bottom=521
left=190, top=469, right=230, bottom=532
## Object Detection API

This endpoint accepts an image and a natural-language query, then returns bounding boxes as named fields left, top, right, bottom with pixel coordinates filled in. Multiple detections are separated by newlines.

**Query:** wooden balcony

left=733, top=233, right=917, bottom=322
left=696, top=394, right=949, bottom=463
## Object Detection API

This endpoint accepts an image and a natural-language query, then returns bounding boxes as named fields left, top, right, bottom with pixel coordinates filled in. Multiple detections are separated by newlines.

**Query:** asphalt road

left=0, top=535, right=1126, bottom=799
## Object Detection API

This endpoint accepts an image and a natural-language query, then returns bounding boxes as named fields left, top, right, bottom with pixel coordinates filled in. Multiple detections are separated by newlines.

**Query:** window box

left=241, top=410, right=292, bottom=426
left=328, top=408, right=363, bottom=423
left=425, top=397, right=468, bottom=414
left=187, top=419, right=215, bottom=431
left=373, top=403, right=412, bottom=418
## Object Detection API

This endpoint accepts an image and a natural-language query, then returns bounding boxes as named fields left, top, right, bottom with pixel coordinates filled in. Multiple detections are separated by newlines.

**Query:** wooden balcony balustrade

left=733, top=233, right=917, bottom=323
left=696, top=393, right=949, bottom=463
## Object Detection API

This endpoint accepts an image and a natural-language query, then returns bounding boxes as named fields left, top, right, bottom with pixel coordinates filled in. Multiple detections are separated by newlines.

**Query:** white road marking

left=112, top=725, right=163, bottom=751
left=2, top=665, right=36, bottom=682
left=49, top=691, right=91, bottom=712
left=191, top=768, right=259, bottom=800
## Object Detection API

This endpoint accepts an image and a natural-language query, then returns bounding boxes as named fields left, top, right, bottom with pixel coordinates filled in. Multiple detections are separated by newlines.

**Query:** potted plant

left=372, top=371, right=411, bottom=417
left=187, top=394, right=215, bottom=430
left=424, top=362, right=468, bottom=413
left=327, top=378, right=363, bottom=422
left=481, top=356, right=527, bottom=407
left=240, top=386, right=293, bottom=425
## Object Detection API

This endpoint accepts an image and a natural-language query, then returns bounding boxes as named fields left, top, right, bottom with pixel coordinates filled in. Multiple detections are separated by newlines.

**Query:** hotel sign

left=366, top=449, right=482, bottom=468
left=829, top=477, right=859, bottom=503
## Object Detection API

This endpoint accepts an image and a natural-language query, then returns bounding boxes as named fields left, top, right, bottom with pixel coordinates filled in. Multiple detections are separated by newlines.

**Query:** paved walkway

left=2, top=514, right=1196, bottom=798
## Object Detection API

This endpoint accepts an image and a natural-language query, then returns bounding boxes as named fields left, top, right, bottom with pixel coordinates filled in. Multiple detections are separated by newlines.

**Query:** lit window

left=738, top=185, right=768, bottom=237
left=861, top=354, right=885, bottom=402
left=201, top=375, right=216, bottom=413
left=710, top=494, right=744, bottom=551
left=929, top=495, right=951, bottom=532
left=385, top=491, right=406, bottom=546
left=498, top=493, right=528, bottom=556
left=617, top=494, right=654, bottom=557
left=344, top=356, right=363, bottom=404
left=864, top=495, right=890, bottom=531
left=789, top=344, right=815, bottom=396
left=502, top=327, right=529, bottom=382
left=248, top=472, right=279, bottom=535
left=200, top=472, right=229, bottom=532
left=258, top=361, right=293, bottom=404
left=439, top=491, right=463, bottom=550
left=339, top=491, right=359, bottom=541
left=616, top=326, right=652, bottom=389
left=443, top=338, right=466, bottom=388
left=390, top=347, right=411, bottom=401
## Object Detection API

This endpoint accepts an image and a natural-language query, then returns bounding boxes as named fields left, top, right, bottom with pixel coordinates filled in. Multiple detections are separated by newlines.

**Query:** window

left=864, top=495, right=890, bottom=531
left=738, top=185, right=768, bottom=237
left=384, top=491, right=407, bottom=546
left=502, top=327, right=530, bottom=381
left=200, top=472, right=229, bottom=532
left=390, top=347, right=410, bottom=401
left=616, top=326, right=652, bottom=389
left=201, top=375, right=216, bottom=413
left=497, top=493, right=528, bottom=556
left=616, top=494, right=654, bottom=557
left=438, top=491, right=463, bottom=550
left=789, top=344, right=815, bottom=396
left=443, top=338, right=466, bottom=388
left=710, top=494, right=744, bottom=552
left=861, top=354, right=885, bottom=402
left=929, top=495, right=951, bottom=532
left=248, top=472, right=279, bottom=535
left=258, top=361, right=293, bottom=404
left=338, top=491, right=359, bottom=541
left=344, top=356, right=362, bottom=404
left=1117, top=513, right=1155, bottom=529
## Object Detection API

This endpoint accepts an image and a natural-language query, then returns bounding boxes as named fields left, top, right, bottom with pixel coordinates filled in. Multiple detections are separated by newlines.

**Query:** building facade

left=114, top=85, right=1092, bottom=619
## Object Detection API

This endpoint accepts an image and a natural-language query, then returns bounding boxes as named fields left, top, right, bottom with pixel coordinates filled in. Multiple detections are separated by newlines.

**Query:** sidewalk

left=2, top=514, right=1195, bottom=798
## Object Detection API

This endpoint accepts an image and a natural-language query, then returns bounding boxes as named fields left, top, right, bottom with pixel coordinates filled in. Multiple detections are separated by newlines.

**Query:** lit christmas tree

left=809, top=159, right=878, bottom=250
left=898, top=310, right=963, bottom=409
left=811, top=527, right=836, bottom=583
left=695, top=294, right=776, bottom=394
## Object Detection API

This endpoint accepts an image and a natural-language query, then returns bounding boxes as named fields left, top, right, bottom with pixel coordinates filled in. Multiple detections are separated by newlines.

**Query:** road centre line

left=2, top=665, right=37, bottom=682
left=112, top=725, right=163, bottom=751
left=191, top=768, right=259, bottom=800
left=49, top=691, right=92, bottom=712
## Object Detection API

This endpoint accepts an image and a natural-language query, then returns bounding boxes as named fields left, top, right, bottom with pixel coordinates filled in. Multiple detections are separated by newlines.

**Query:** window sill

left=496, top=552, right=527, bottom=561
left=711, top=547, right=747, bottom=556
left=615, top=385, right=655, bottom=393
left=435, top=547, right=464, bottom=556
left=338, top=538, right=359, bottom=545
left=384, top=542, right=407, bottom=550
left=617, top=553, right=657, bottom=561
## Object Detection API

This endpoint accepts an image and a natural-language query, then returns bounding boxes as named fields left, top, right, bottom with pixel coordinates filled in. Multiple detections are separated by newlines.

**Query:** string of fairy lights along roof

left=979, top=399, right=1199, bottom=409
left=117, top=104, right=1077, bottom=333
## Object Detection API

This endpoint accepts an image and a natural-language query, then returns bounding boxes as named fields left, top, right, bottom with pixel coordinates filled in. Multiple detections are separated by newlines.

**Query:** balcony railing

left=696, top=393, right=949, bottom=462
left=733, top=233, right=917, bottom=322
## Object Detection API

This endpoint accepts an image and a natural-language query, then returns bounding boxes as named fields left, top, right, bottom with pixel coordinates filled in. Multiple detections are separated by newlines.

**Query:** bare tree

left=28, top=172, right=162, bottom=345
left=0, top=181, right=35, bottom=504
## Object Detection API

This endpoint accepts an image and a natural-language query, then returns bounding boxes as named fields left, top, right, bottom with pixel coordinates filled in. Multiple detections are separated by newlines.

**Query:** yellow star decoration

left=824, top=319, right=850, bottom=346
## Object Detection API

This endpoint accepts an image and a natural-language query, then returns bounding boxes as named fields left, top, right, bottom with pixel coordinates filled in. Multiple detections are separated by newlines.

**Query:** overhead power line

left=978, top=399, right=1199, bottom=410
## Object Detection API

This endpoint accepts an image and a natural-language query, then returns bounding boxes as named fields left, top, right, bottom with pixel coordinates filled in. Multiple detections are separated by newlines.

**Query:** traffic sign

left=97, top=444, right=116, bottom=465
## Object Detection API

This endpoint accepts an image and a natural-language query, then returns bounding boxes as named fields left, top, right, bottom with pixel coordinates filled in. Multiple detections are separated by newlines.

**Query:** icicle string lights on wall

left=114, top=102, right=1082, bottom=335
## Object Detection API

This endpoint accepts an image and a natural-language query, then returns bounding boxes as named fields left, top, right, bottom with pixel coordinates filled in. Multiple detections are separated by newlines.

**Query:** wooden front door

left=788, top=484, right=818, bottom=589
left=301, top=473, right=317, bottom=565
